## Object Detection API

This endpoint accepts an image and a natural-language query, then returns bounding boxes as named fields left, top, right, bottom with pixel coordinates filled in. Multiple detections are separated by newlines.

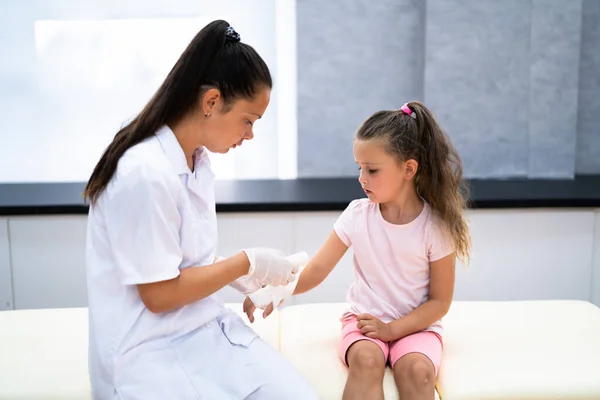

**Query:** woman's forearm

left=138, top=252, right=250, bottom=313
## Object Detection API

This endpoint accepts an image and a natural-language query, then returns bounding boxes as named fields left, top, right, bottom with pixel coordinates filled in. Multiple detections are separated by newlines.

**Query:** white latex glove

left=242, top=248, right=299, bottom=287
left=229, top=274, right=264, bottom=295
left=248, top=252, right=308, bottom=309
left=214, top=256, right=264, bottom=295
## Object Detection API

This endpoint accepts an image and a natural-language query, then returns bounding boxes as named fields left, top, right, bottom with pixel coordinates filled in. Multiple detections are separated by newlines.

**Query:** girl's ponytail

left=405, top=101, right=471, bottom=263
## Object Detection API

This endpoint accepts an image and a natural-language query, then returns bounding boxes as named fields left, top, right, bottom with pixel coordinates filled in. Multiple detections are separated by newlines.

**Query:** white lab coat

left=85, top=126, right=318, bottom=400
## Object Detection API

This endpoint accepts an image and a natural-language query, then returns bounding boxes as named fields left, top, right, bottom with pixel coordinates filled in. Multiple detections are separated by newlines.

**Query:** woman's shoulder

left=111, top=139, right=180, bottom=194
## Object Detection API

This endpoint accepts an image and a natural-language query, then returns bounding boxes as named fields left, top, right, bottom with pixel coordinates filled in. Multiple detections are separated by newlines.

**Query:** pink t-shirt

left=334, top=198, right=455, bottom=336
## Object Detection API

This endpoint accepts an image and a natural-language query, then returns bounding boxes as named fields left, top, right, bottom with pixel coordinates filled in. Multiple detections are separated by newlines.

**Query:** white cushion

left=0, top=304, right=277, bottom=400
left=3, top=300, right=599, bottom=400
left=279, top=302, right=440, bottom=400
left=438, top=300, right=600, bottom=400
left=0, top=307, right=91, bottom=400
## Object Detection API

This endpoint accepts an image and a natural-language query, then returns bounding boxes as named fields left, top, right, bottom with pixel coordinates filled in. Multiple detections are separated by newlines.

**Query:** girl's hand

left=242, top=296, right=276, bottom=323
left=356, top=313, right=394, bottom=342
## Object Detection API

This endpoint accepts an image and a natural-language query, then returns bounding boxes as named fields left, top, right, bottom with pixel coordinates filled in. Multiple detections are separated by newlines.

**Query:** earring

left=205, top=112, right=211, bottom=118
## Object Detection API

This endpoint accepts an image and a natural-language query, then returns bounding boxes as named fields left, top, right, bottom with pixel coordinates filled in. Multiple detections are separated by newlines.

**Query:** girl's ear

left=404, top=159, right=419, bottom=180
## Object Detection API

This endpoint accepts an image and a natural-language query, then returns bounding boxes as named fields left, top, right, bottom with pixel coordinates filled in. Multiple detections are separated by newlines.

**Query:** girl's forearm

left=389, top=299, right=450, bottom=340
left=293, top=263, right=329, bottom=295
left=293, top=231, right=348, bottom=295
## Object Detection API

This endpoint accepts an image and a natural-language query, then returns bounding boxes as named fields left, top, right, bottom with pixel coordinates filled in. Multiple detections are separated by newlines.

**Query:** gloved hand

left=248, top=275, right=297, bottom=310
left=248, top=252, right=308, bottom=309
left=214, top=256, right=264, bottom=295
left=229, top=274, right=264, bottom=295
left=242, top=248, right=299, bottom=287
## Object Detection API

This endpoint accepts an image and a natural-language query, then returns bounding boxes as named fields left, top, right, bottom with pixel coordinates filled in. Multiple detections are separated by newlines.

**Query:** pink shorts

left=338, top=315, right=443, bottom=375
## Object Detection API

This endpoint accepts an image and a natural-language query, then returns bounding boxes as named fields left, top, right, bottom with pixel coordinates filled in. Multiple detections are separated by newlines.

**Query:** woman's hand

left=356, top=314, right=395, bottom=342
left=242, top=248, right=298, bottom=287
left=242, top=296, right=277, bottom=323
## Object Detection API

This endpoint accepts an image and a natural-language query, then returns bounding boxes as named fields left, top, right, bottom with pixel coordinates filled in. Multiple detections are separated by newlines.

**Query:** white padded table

left=3, top=300, right=599, bottom=400
left=0, top=307, right=91, bottom=400
left=438, top=300, right=600, bottom=400
left=0, top=304, right=279, bottom=400
left=279, top=302, right=441, bottom=400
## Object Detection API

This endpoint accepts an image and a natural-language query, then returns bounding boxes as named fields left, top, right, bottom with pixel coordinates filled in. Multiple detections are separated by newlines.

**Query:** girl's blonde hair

left=355, top=101, right=471, bottom=263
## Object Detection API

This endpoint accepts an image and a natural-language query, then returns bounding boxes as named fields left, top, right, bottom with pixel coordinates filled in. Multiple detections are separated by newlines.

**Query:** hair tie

left=225, top=26, right=241, bottom=42
left=400, top=103, right=416, bottom=119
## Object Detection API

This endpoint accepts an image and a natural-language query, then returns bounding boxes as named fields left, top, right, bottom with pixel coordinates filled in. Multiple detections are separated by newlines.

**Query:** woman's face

left=200, top=87, right=271, bottom=154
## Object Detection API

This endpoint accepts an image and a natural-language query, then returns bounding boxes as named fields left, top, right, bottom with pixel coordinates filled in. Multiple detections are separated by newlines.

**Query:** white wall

left=1, top=209, right=599, bottom=310
left=0, top=0, right=297, bottom=182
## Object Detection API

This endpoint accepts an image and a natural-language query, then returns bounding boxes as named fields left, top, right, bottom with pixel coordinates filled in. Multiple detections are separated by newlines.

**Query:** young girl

left=246, top=101, right=471, bottom=400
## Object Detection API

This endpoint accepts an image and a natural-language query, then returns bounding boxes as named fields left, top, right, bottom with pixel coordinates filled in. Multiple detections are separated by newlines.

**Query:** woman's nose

left=245, top=129, right=254, bottom=140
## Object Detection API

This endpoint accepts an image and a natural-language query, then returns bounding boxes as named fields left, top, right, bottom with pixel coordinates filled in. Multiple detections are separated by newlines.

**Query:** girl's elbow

left=438, top=298, right=452, bottom=316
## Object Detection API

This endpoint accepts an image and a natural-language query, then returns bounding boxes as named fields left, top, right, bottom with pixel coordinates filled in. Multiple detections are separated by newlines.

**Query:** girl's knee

left=393, top=353, right=435, bottom=388
left=347, top=341, right=386, bottom=376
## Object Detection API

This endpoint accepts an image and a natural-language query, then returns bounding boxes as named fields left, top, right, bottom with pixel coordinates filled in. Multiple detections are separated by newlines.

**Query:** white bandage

left=248, top=252, right=309, bottom=309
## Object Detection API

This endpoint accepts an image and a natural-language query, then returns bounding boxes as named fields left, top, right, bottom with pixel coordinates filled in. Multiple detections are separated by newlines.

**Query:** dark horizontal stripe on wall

left=1, top=176, right=600, bottom=216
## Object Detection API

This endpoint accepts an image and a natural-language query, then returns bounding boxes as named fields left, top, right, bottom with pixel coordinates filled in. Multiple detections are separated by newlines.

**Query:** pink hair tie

left=400, top=103, right=416, bottom=119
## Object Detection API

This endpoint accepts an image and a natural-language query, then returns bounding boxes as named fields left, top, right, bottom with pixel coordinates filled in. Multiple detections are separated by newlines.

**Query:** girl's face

left=200, top=87, right=271, bottom=154
left=353, top=138, right=416, bottom=203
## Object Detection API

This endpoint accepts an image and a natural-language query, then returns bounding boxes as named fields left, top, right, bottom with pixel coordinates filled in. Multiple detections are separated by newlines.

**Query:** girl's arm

left=294, top=230, right=349, bottom=295
left=388, top=253, right=456, bottom=339
left=243, top=231, right=347, bottom=321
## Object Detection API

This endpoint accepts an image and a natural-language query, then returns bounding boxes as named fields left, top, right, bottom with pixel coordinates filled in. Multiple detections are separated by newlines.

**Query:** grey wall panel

left=424, top=0, right=531, bottom=179
left=297, top=0, right=426, bottom=177
left=576, top=0, right=600, bottom=175
left=528, top=0, right=582, bottom=178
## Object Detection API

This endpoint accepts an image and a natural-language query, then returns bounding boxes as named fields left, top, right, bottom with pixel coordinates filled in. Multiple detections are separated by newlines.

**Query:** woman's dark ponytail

left=83, top=20, right=271, bottom=204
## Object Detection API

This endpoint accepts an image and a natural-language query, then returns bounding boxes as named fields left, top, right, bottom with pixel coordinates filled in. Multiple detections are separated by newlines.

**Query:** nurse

left=82, top=20, right=319, bottom=400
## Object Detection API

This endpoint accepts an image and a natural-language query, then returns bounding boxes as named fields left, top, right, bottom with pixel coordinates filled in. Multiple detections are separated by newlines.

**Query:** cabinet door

left=0, top=218, right=13, bottom=310
left=453, top=209, right=595, bottom=301
left=593, top=210, right=600, bottom=307
left=9, top=216, right=88, bottom=309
